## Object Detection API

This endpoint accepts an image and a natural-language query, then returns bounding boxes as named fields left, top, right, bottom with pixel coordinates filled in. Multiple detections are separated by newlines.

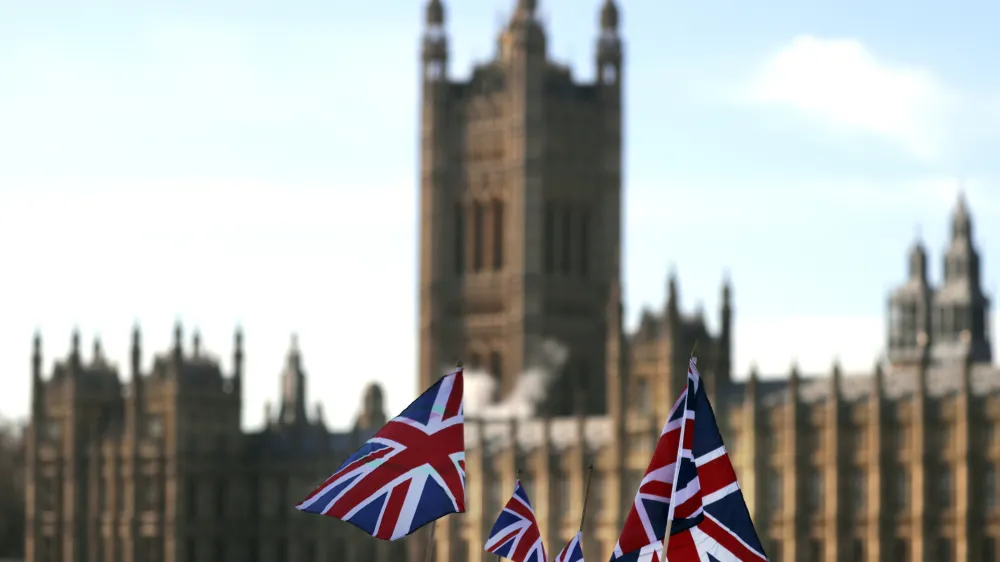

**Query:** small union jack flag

left=554, top=531, right=584, bottom=562
left=665, top=358, right=768, bottom=561
left=295, top=368, right=466, bottom=540
left=485, top=480, right=546, bottom=562
left=609, top=373, right=696, bottom=562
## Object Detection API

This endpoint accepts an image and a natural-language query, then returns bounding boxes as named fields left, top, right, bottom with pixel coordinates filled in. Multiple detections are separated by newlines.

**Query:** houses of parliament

left=23, top=1, right=999, bottom=562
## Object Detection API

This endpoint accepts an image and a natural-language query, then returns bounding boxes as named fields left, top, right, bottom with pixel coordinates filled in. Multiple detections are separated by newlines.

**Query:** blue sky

left=1, top=0, right=998, bottom=430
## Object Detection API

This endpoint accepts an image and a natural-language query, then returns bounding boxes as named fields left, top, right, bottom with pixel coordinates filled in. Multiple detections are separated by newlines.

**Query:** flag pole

left=424, top=520, right=437, bottom=562
left=579, top=463, right=595, bottom=532
left=661, top=341, right=699, bottom=556
left=426, top=360, right=462, bottom=562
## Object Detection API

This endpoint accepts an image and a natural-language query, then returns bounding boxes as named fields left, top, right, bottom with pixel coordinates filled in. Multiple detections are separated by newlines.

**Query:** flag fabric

left=609, top=378, right=697, bottom=562
left=554, top=532, right=584, bottom=562
left=295, top=367, right=466, bottom=540
left=485, top=480, right=547, bottom=562
left=665, top=357, right=768, bottom=561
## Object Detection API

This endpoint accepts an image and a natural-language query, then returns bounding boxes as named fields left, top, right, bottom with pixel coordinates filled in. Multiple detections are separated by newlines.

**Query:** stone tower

left=932, top=192, right=992, bottom=363
left=888, top=192, right=992, bottom=367
left=417, top=0, right=624, bottom=415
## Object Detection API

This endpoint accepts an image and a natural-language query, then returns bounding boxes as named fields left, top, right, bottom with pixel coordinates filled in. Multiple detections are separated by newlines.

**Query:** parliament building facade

left=24, top=1, right=1000, bottom=561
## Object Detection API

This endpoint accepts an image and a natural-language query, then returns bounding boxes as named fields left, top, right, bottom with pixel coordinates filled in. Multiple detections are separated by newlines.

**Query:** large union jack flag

left=554, top=531, right=584, bottom=562
left=609, top=367, right=700, bottom=562
left=665, top=358, right=768, bottom=561
left=485, top=480, right=546, bottom=562
left=295, top=368, right=466, bottom=540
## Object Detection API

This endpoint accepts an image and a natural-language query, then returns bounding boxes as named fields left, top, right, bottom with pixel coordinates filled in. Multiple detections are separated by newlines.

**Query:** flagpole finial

left=455, top=360, right=463, bottom=368
left=690, top=340, right=700, bottom=358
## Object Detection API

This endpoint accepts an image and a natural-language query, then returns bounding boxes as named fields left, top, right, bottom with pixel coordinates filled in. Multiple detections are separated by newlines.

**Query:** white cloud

left=745, top=35, right=955, bottom=160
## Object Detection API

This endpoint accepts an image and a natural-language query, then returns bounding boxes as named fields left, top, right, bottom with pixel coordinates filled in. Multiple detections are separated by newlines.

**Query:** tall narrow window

left=852, top=469, right=866, bottom=513
left=560, top=208, right=572, bottom=274
left=937, top=538, right=952, bottom=562
left=892, top=539, right=907, bottom=562
left=544, top=203, right=556, bottom=273
left=473, top=202, right=485, bottom=272
left=768, top=469, right=782, bottom=512
left=452, top=540, right=468, bottom=562
left=492, top=200, right=504, bottom=271
left=590, top=474, right=604, bottom=514
left=808, top=540, right=823, bottom=562
left=851, top=540, right=864, bottom=561
left=635, top=377, right=650, bottom=413
left=807, top=469, right=823, bottom=511
left=488, top=475, right=502, bottom=519
left=579, top=210, right=590, bottom=276
left=555, top=473, right=570, bottom=514
left=939, top=466, right=953, bottom=508
left=489, top=352, right=503, bottom=401
left=768, top=540, right=781, bottom=562
left=519, top=474, right=533, bottom=498
left=896, top=466, right=910, bottom=510
left=454, top=203, right=465, bottom=275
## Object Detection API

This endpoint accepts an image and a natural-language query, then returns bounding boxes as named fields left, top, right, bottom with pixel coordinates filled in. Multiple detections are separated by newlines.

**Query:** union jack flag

left=665, top=358, right=768, bottom=561
left=295, top=368, right=466, bottom=540
left=609, top=367, right=700, bottom=562
left=484, top=480, right=546, bottom=562
left=554, top=531, right=584, bottom=562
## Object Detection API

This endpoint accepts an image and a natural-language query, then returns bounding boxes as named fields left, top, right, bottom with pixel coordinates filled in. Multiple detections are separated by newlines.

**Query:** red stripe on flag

left=666, top=531, right=698, bottom=560
left=698, top=453, right=737, bottom=498
left=375, top=478, right=411, bottom=539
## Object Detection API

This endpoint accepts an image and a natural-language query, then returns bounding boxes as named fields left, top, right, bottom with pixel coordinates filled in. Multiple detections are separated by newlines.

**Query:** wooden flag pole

left=424, top=520, right=437, bottom=562
left=579, top=463, right=595, bottom=532
left=661, top=341, right=699, bottom=556
left=426, top=360, right=462, bottom=562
